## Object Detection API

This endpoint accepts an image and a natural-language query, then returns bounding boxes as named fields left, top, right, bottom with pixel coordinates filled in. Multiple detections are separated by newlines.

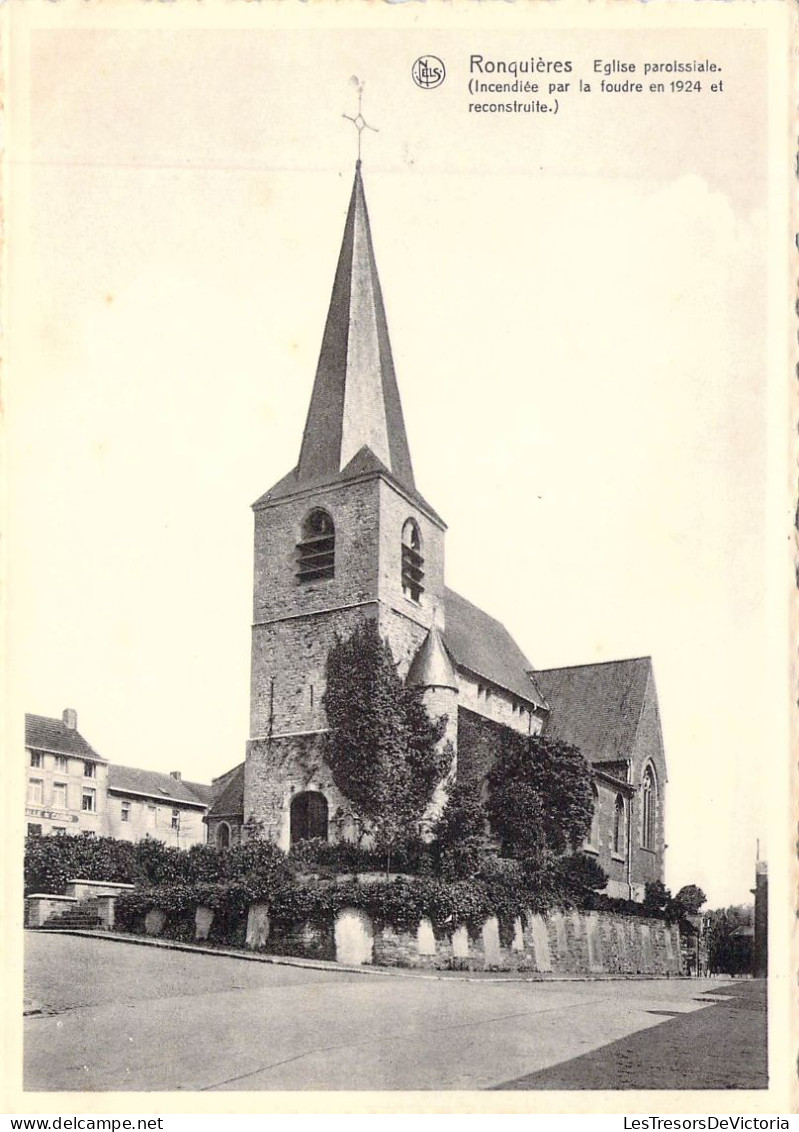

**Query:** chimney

left=170, top=771, right=182, bottom=781
left=62, top=708, right=77, bottom=731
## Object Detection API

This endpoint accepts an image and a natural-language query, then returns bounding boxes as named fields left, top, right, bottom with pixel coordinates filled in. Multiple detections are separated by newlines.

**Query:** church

left=206, top=160, right=667, bottom=903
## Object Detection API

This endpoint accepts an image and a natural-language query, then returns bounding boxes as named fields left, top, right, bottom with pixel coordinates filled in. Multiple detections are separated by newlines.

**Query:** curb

left=28, top=929, right=702, bottom=985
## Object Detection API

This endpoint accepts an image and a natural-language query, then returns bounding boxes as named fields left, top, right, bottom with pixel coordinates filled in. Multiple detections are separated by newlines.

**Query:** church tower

left=243, top=162, right=451, bottom=849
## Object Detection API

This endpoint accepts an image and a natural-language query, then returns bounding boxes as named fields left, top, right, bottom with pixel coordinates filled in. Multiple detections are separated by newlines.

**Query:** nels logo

left=412, top=56, right=446, bottom=90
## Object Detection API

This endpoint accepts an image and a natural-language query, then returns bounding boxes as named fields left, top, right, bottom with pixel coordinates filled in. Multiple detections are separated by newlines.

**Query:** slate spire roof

left=296, top=162, right=415, bottom=492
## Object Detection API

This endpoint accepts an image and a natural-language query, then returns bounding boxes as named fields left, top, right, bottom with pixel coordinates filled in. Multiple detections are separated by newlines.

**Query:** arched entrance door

left=290, top=791, right=328, bottom=845
left=216, top=822, right=230, bottom=850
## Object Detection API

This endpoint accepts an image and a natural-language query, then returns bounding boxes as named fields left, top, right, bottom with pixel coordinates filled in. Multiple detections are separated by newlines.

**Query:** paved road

left=25, top=933, right=734, bottom=1092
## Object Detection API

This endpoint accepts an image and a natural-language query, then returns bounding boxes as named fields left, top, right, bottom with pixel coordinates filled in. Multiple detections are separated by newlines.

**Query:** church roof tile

left=443, top=588, right=547, bottom=707
left=534, top=657, right=653, bottom=764
left=206, top=762, right=245, bottom=820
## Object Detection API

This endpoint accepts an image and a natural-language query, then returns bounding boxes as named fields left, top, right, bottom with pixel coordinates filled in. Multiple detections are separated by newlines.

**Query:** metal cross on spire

left=343, top=76, right=378, bottom=164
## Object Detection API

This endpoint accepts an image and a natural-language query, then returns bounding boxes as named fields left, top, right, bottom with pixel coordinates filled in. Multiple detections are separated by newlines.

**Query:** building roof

left=407, top=624, right=459, bottom=691
left=107, top=765, right=210, bottom=808
left=534, top=657, right=653, bottom=764
left=295, top=162, right=415, bottom=494
left=253, top=444, right=443, bottom=526
left=443, top=588, right=547, bottom=708
left=206, top=762, right=245, bottom=820
left=181, top=780, right=215, bottom=806
left=25, top=713, right=107, bottom=762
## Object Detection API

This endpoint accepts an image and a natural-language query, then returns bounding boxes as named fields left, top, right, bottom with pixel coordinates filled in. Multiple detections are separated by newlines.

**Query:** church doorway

left=290, top=791, right=328, bottom=845
left=216, top=822, right=230, bottom=850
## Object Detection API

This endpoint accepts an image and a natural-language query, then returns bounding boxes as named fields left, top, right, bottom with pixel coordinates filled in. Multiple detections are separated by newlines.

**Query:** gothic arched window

left=216, top=821, right=231, bottom=851
left=589, top=784, right=600, bottom=849
left=290, top=791, right=329, bottom=845
left=297, top=509, right=335, bottom=583
left=642, top=766, right=656, bottom=850
left=401, top=518, right=424, bottom=602
left=613, top=794, right=626, bottom=856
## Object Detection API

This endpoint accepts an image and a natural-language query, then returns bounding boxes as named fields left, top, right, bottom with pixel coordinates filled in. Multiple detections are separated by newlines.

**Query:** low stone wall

left=107, top=895, right=681, bottom=976
left=365, top=908, right=681, bottom=975
left=25, top=894, right=78, bottom=928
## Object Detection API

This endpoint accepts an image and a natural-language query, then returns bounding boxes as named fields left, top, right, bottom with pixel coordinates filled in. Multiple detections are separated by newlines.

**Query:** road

left=25, top=933, right=741, bottom=1092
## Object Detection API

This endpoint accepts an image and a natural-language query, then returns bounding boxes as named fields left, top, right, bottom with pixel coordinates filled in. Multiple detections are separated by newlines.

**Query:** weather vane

left=343, top=76, right=378, bottom=164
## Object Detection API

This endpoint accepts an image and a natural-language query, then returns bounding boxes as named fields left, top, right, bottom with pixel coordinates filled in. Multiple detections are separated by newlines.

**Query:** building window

left=28, top=779, right=43, bottom=805
left=216, top=822, right=231, bottom=850
left=171, top=809, right=180, bottom=830
left=296, top=509, right=335, bottom=583
left=30, top=751, right=42, bottom=768
left=27, top=824, right=42, bottom=837
left=642, top=766, right=656, bottom=849
left=613, top=794, right=626, bottom=856
left=82, top=788, right=96, bottom=812
left=121, top=801, right=131, bottom=823
left=52, top=782, right=67, bottom=810
left=84, top=762, right=96, bottom=778
left=401, top=519, right=425, bottom=602
left=52, top=827, right=67, bottom=836
left=55, top=755, right=68, bottom=772
left=588, top=784, right=600, bottom=848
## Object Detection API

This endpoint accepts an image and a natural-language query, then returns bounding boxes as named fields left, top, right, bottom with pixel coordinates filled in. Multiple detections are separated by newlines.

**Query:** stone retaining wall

left=97, top=894, right=682, bottom=976
left=340, top=907, right=681, bottom=974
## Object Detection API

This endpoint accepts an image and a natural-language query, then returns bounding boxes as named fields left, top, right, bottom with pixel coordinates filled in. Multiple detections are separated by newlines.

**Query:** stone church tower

left=241, top=161, right=454, bottom=850
left=205, top=160, right=668, bottom=902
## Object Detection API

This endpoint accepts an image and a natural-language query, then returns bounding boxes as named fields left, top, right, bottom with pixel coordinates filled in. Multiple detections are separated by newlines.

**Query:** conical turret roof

left=296, top=162, right=415, bottom=490
left=407, top=624, right=458, bottom=691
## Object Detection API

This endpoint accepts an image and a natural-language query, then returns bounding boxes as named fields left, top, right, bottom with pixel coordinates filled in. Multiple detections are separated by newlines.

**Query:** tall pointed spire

left=296, top=164, right=415, bottom=489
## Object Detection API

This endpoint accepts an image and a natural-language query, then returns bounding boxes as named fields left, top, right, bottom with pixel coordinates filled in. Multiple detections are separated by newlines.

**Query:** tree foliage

left=672, top=884, right=707, bottom=915
left=705, top=904, right=754, bottom=975
left=432, top=780, right=488, bottom=881
left=24, top=831, right=290, bottom=897
left=485, top=730, right=594, bottom=865
left=323, top=619, right=451, bottom=856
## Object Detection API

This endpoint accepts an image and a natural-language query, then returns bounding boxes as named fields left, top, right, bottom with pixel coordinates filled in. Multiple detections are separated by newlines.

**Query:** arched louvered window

left=401, top=518, right=424, bottom=602
left=613, top=794, right=626, bottom=856
left=297, top=509, right=335, bottom=583
left=642, top=766, right=656, bottom=850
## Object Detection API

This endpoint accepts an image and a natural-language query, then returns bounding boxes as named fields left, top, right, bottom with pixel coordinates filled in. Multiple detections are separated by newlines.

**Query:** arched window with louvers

left=401, top=518, right=424, bottom=603
left=297, top=509, right=335, bottom=584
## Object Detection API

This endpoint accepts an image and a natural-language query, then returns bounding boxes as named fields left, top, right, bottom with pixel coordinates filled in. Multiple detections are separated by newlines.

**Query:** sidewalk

left=494, top=979, right=767, bottom=1090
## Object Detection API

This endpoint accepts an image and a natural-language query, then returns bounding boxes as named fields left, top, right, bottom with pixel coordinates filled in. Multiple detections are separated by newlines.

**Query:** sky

left=8, top=14, right=789, bottom=911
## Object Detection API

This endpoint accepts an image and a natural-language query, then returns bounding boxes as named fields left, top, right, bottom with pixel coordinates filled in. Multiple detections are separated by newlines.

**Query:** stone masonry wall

left=244, top=734, right=353, bottom=850
left=367, top=909, right=681, bottom=975
left=584, top=779, right=634, bottom=900
left=375, top=477, right=446, bottom=637
left=250, top=606, right=379, bottom=738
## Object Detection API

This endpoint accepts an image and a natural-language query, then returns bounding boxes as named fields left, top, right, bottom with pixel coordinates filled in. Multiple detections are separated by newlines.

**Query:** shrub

left=432, top=781, right=487, bottom=881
